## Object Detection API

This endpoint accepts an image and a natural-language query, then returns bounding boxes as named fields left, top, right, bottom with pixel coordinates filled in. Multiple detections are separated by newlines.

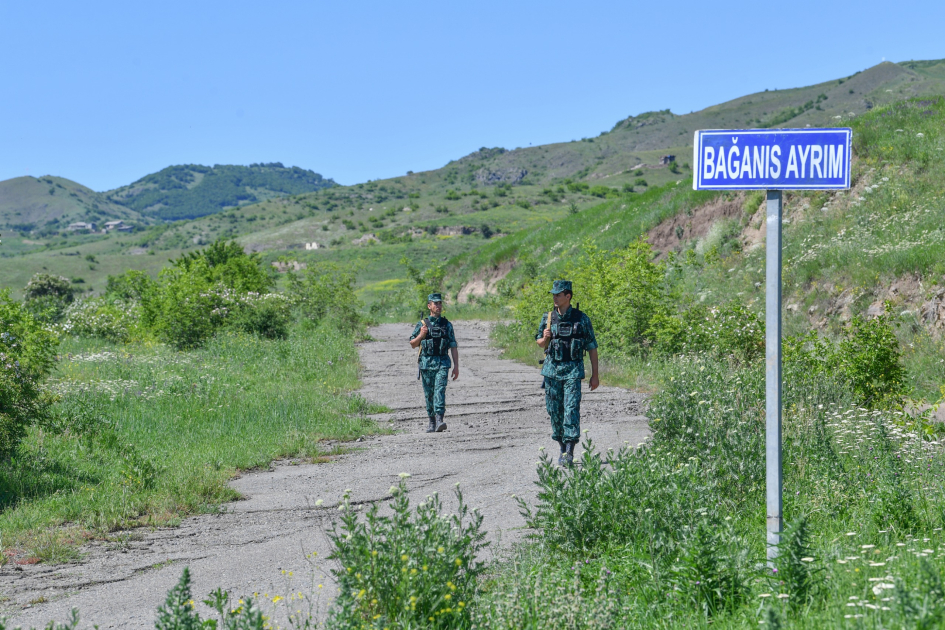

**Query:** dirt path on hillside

left=3, top=321, right=649, bottom=628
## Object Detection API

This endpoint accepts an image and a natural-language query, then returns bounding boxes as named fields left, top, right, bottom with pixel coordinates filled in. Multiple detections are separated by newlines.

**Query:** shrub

left=226, top=293, right=291, bottom=340
left=327, top=479, right=487, bottom=629
left=23, top=273, right=74, bottom=323
left=653, top=302, right=765, bottom=363
left=401, top=258, right=445, bottom=318
left=142, top=242, right=281, bottom=349
left=286, top=262, right=362, bottom=332
left=171, top=239, right=272, bottom=294
left=0, top=290, right=59, bottom=459
left=60, top=297, right=144, bottom=343
left=784, top=314, right=907, bottom=408
left=588, top=185, right=615, bottom=198
left=566, top=181, right=589, bottom=193
left=146, top=260, right=225, bottom=350
left=511, top=239, right=670, bottom=355
left=671, top=517, right=751, bottom=616
left=772, top=517, right=823, bottom=613
left=105, top=270, right=156, bottom=302
left=155, top=567, right=266, bottom=629
left=24, top=272, right=74, bottom=302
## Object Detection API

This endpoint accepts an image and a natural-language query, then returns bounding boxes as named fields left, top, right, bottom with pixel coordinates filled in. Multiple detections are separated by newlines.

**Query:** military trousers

left=544, top=377, right=582, bottom=443
left=420, top=367, right=449, bottom=417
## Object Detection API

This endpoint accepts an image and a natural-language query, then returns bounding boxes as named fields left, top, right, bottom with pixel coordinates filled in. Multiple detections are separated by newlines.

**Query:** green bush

left=0, top=290, right=59, bottom=459
left=226, top=293, right=291, bottom=340
left=287, top=262, right=362, bottom=332
left=146, top=260, right=226, bottom=349
left=327, top=479, right=487, bottom=629
left=105, top=270, right=156, bottom=302
left=154, top=567, right=266, bottom=629
left=566, top=181, right=589, bottom=193
left=140, top=241, right=282, bottom=349
left=588, top=185, right=615, bottom=198
left=650, top=302, right=764, bottom=363
left=512, top=239, right=668, bottom=354
left=785, top=313, right=907, bottom=408
left=401, top=257, right=445, bottom=318
left=171, top=240, right=272, bottom=294
left=61, top=297, right=144, bottom=343
left=23, top=273, right=75, bottom=323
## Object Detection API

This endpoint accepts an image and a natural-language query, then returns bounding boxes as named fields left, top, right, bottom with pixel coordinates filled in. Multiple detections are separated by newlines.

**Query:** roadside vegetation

left=0, top=241, right=380, bottom=567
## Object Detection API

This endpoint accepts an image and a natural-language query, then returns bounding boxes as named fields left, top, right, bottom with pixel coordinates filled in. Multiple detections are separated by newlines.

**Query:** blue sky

left=2, top=0, right=943, bottom=191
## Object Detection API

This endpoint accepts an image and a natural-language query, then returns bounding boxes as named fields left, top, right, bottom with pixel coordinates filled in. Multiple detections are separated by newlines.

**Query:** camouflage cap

left=427, top=293, right=443, bottom=303
left=550, top=280, right=573, bottom=295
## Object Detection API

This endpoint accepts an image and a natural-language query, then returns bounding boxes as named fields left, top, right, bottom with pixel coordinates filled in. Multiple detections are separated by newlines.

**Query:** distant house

left=67, top=222, right=96, bottom=232
left=659, top=155, right=676, bottom=165
left=101, top=220, right=134, bottom=232
left=304, top=242, right=319, bottom=250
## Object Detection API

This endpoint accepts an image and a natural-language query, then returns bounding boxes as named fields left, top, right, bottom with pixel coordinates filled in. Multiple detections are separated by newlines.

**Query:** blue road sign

left=693, top=128, right=852, bottom=190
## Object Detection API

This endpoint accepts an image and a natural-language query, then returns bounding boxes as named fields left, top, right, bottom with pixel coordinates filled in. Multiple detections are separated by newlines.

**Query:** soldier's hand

left=419, top=324, right=428, bottom=338
left=589, top=374, right=600, bottom=391
left=451, top=366, right=459, bottom=381
left=542, top=327, right=551, bottom=340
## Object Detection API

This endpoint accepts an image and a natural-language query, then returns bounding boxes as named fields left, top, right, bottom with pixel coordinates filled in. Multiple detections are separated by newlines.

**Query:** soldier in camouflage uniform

left=536, top=280, right=599, bottom=466
left=409, top=293, right=459, bottom=433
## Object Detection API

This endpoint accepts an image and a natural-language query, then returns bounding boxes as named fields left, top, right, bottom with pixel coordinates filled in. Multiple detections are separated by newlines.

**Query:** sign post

left=765, top=189, right=782, bottom=561
left=692, top=128, right=851, bottom=560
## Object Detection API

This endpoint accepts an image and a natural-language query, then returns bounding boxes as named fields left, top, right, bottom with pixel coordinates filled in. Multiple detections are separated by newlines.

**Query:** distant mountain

left=602, top=59, right=945, bottom=152
left=106, top=163, right=336, bottom=221
left=427, top=60, right=945, bottom=187
left=0, top=175, right=146, bottom=235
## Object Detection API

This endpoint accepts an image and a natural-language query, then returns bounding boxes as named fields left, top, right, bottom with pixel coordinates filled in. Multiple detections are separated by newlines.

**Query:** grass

left=0, top=323, right=381, bottom=562
left=466, top=355, right=945, bottom=628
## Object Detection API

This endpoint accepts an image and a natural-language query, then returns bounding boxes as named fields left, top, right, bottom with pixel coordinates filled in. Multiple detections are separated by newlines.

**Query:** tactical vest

left=548, top=309, right=587, bottom=362
left=420, top=317, right=451, bottom=357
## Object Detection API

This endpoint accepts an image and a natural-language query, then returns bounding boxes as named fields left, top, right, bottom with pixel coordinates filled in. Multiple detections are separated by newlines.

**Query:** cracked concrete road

left=2, top=321, right=649, bottom=628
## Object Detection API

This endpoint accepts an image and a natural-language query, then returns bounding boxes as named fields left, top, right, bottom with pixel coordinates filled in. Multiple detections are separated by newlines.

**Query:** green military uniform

left=535, top=281, right=597, bottom=454
left=410, top=294, right=457, bottom=432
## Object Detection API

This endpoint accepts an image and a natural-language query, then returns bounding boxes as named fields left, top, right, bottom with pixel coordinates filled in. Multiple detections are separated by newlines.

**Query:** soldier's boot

left=562, top=442, right=576, bottom=467
left=434, top=414, right=447, bottom=432
left=557, top=441, right=566, bottom=466
left=426, top=416, right=437, bottom=433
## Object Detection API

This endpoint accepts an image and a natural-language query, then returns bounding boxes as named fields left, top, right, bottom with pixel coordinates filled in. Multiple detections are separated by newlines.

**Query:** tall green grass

left=474, top=356, right=945, bottom=628
left=0, top=323, right=380, bottom=561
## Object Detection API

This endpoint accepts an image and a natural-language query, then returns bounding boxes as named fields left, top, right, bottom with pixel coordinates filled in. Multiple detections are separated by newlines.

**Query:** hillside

left=0, top=175, right=146, bottom=237
left=2, top=59, right=945, bottom=303
left=449, top=94, right=945, bottom=396
left=106, top=163, right=336, bottom=221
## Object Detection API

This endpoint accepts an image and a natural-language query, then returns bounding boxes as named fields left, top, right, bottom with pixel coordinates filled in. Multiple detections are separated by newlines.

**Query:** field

left=0, top=324, right=381, bottom=564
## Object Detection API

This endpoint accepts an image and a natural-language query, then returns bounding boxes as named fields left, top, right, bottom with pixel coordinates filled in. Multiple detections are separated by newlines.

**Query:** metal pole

left=765, top=190, right=783, bottom=563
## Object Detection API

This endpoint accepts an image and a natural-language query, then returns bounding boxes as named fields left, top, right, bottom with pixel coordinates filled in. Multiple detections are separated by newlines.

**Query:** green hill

left=0, top=175, right=145, bottom=235
left=106, top=163, right=337, bottom=221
